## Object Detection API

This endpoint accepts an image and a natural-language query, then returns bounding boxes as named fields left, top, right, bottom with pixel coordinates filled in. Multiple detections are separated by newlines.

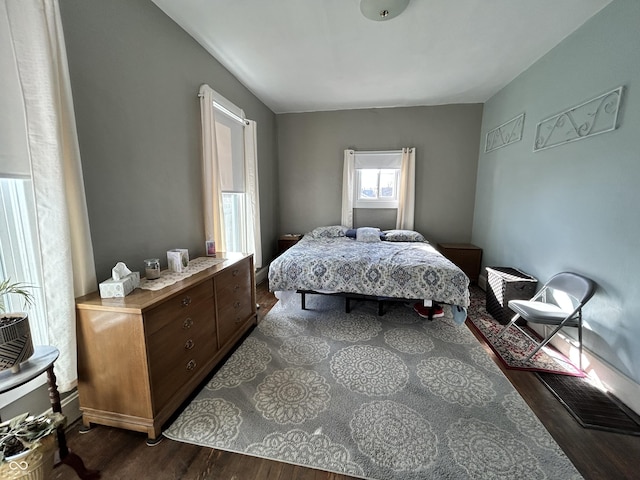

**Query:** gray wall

left=276, top=105, right=483, bottom=242
left=59, top=0, right=279, bottom=283
left=473, top=0, right=639, bottom=384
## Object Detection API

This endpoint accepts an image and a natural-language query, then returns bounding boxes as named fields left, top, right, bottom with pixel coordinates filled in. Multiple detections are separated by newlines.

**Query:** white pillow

left=356, top=227, right=382, bottom=243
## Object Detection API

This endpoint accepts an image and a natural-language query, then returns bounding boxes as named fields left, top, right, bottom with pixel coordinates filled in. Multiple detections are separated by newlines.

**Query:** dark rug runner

left=537, top=372, right=640, bottom=436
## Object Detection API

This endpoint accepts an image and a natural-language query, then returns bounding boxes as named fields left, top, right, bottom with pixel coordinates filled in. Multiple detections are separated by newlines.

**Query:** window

left=213, top=101, right=248, bottom=252
left=356, top=168, right=400, bottom=207
left=200, top=84, right=261, bottom=267
left=0, top=178, right=48, bottom=344
left=353, top=151, right=402, bottom=209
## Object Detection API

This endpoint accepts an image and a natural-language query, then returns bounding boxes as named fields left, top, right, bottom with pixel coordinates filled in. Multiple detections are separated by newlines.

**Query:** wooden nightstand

left=437, top=243, right=483, bottom=284
left=278, top=234, right=303, bottom=254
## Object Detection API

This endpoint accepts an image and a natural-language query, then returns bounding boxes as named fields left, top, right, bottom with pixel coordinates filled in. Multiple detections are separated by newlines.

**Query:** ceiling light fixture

left=360, top=0, right=410, bottom=22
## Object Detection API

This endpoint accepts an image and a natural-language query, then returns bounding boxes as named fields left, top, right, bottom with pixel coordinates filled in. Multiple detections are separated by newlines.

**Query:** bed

left=268, top=226, right=470, bottom=324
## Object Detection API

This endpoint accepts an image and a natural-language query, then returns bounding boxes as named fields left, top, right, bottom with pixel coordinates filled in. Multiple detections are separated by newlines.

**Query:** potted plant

left=0, top=412, right=64, bottom=479
left=0, top=279, right=35, bottom=373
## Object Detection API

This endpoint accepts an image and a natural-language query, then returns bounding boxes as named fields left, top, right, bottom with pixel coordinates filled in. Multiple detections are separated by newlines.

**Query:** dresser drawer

left=217, top=287, right=253, bottom=331
left=147, top=301, right=216, bottom=411
left=145, top=280, right=213, bottom=335
left=214, top=258, right=253, bottom=347
left=149, top=336, right=217, bottom=412
left=215, top=261, right=250, bottom=296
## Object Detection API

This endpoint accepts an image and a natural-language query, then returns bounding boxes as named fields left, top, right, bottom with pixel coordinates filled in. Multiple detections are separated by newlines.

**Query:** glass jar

left=144, top=258, right=161, bottom=280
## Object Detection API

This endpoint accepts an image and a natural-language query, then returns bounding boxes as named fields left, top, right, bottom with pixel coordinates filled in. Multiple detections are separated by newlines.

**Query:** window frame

left=352, top=150, right=403, bottom=209
left=0, top=177, right=49, bottom=408
left=354, top=168, right=401, bottom=209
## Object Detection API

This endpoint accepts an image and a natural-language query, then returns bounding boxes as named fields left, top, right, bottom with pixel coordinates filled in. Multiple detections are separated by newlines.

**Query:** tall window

left=201, top=84, right=261, bottom=267
left=0, top=19, right=47, bottom=346
left=213, top=100, right=248, bottom=252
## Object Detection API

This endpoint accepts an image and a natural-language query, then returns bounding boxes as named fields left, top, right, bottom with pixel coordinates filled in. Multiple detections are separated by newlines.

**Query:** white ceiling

left=151, top=0, right=612, bottom=114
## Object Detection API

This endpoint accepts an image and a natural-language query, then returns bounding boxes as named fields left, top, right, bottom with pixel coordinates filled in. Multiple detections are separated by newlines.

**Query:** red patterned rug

left=466, top=287, right=584, bottom=377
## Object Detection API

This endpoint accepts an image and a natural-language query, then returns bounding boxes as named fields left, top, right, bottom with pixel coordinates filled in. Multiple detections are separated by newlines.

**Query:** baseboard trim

left=41, top=390, right=82, bottom=426
left=256, top=265, right=268, bottom=285
left=541, top=329, right=640, bottom=417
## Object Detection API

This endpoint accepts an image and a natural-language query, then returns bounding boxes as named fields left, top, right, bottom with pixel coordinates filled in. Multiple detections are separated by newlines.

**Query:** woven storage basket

left=486, top=267, right=538, bottom=325
left=0, top=432, right=57, bottom=480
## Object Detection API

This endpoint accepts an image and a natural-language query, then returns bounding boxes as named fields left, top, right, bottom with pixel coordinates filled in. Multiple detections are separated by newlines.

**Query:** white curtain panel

left=4, top=0, right=96, bottom=391
left=199, top=84, right=227, bottom=252
left=341, top=149, right=355, bottom=228
left=244, top=120, right=262, bottom=268
left=396, top=147, right=416, bottom=230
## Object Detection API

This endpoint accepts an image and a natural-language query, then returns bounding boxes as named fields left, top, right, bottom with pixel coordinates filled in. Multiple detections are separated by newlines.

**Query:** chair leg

left=524, top=323, right=566, bottom=362
left=498, top=313, right=521, bottom=337
left=578, top=316, right=583, bottom=372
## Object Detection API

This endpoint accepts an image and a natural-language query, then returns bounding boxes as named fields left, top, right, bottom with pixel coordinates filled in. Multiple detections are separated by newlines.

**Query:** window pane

left=0, top=178, right=48, bottom=345
left=379, top=170, right=396, bottom=198
left=354, top=166, right=400, bottom=209
left=222, top=192, right=246, bottom=252
left=359, top=169, right=379, bottom=199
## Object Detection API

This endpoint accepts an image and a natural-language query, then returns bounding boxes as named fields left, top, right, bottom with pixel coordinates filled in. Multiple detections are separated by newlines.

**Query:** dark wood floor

left=53, top=282, right=640, bottom=480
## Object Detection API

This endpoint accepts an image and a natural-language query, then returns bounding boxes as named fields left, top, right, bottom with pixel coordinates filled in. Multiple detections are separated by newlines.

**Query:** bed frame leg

left=378, top=301, right=384, bottom=316
left=345, top=297, right=351, bottom=313
left=301, top=292, right=306, bottom=310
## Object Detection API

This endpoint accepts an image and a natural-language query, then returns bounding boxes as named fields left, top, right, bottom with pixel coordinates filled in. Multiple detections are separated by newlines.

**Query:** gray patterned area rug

left=164, top=294, right=582, bottom=480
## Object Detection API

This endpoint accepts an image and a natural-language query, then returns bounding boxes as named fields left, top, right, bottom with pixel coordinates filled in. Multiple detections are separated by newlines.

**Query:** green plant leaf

left=0, top=279, right=35, bottom=314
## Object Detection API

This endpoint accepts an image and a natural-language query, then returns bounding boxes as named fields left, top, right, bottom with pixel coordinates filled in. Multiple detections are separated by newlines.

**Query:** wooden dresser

left=75, top=253, right=256, bottom=443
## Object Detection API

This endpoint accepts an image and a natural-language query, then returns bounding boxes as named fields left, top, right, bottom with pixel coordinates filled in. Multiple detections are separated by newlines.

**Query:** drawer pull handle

left=234, top=284, right=240, bottom=291
left=183, top=317, right=193, bottom=329
left=181, top=296, right=192, bottom=307
left=234, top=301, right=241, bottom=309
left=235, top=317, right=244, bottom=324
left=185, top=339, right=194, bottom=350
left=186, top=359, right=197, bottom=371
left=232, top=269, right=239, bottom=277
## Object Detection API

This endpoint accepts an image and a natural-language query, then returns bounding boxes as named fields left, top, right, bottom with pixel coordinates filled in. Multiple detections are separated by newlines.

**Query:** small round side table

left=0, top=345, right=99, bottom=479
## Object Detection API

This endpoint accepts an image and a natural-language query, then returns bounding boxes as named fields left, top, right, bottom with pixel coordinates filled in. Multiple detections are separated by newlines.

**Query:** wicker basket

left=486, top=267, right=538, bottom=325
left=0, top=433, right=57, bottom=480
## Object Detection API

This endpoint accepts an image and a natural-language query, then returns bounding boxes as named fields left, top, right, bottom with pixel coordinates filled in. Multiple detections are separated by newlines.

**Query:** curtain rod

left=354, top=149, right=410, bottom=155
left=198, top=93, right=248, bottom=125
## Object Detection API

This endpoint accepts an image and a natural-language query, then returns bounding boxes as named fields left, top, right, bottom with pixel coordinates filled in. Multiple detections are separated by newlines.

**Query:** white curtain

left=341, top=149, right=355, bottom=228
left=244, top=120, right=262, bottom=268
left=4, top=0, right=96, bottom=391
left=199, top=84, right=226, bottom=252
left=396, top=147, right=416, bottom=230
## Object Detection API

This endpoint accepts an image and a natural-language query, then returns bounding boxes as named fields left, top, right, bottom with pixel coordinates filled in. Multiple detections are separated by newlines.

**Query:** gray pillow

left=383, top=229, right=426, bottom=242
left=309, top=225, right=348, bottom=239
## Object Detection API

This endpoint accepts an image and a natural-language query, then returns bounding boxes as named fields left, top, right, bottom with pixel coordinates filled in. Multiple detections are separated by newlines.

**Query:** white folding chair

left=497, top=272, right=596, bottom=370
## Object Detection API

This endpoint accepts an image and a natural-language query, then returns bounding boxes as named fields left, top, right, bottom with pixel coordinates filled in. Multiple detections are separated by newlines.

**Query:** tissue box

left=99, top=271, right=140, bottom=298
left=167, top=249, right=189, bottom=273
